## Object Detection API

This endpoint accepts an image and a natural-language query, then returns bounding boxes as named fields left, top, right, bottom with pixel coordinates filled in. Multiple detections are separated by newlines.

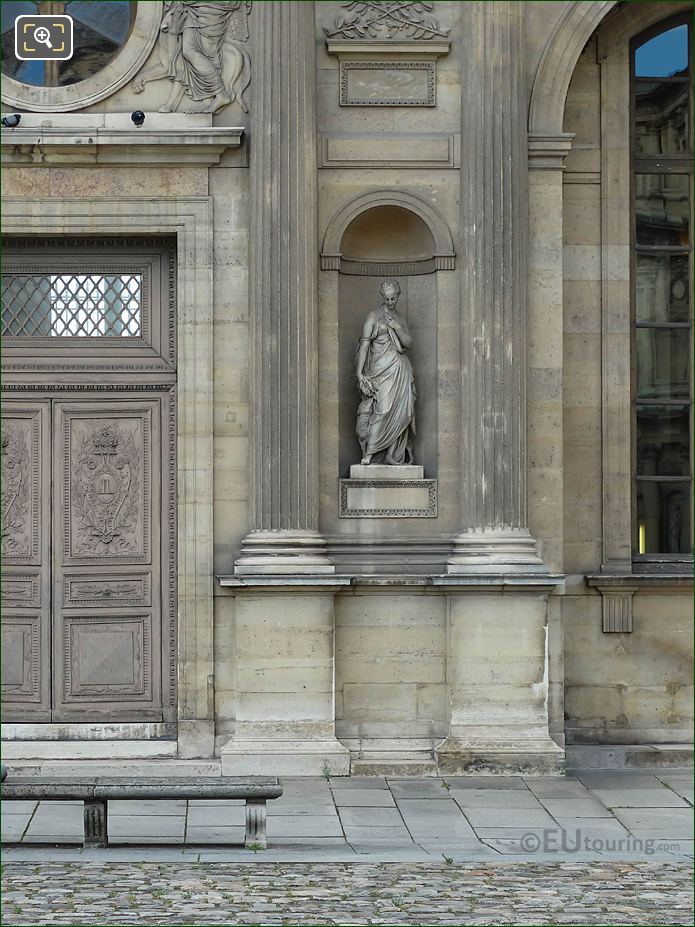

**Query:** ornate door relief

left=1, top=403, right=51, bottom=720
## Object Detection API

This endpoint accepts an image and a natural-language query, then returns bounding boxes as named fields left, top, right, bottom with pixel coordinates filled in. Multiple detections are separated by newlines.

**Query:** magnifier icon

left=34, top=25, right=53, bottom=49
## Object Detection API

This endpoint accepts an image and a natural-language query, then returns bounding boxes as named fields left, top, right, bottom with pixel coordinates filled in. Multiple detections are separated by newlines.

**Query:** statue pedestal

left=339, top=465, right=436, bottom=518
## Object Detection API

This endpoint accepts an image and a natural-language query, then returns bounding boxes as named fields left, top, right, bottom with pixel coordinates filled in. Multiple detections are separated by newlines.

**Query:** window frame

left=0, top=0, right=160, bottom=112
left=629, top=12, right=693, bottom=567
left=0, top=238, right=176, bottom=376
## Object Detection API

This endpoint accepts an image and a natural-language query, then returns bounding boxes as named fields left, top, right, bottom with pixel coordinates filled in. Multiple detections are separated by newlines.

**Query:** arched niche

left=322, top=193, right=454, bottom=481
left=321, top=189, right=455, bottom=274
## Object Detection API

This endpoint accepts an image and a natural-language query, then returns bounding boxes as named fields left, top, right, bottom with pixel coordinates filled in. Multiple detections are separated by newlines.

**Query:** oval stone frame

left=0, top=1, right=162, bottom=112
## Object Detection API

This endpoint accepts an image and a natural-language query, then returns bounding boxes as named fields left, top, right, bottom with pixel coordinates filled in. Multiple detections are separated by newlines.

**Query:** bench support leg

left=84, top=800, right=108, bottom=848
left=245, top=799, right=267, bottom=849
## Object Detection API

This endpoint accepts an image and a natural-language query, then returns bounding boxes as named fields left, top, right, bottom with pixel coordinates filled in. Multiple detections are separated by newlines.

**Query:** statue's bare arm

left=355, top=311, right=377, bottom=390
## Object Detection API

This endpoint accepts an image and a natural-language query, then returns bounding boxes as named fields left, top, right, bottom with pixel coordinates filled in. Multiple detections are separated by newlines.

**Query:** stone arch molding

left=1, top=2, right=162, bottom=112
left=529, top=0, right=619, bottom=135
left=321, top=190, right=455, bottom=274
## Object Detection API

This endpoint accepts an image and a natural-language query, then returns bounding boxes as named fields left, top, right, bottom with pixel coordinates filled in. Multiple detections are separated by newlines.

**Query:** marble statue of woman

left=355, top=280, right=416, bottom=466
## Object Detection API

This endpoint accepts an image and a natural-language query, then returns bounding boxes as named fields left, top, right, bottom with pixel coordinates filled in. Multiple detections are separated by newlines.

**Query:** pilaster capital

left=528, top=132, right=575, bottom=170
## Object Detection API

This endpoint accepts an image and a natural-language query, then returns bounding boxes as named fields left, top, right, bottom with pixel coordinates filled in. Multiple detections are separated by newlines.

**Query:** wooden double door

left=1, top=394, right=174, bottom=722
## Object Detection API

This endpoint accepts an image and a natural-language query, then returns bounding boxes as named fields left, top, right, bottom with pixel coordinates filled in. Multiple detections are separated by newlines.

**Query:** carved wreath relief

left=1, top=424, right=31, bottom=558
left=71, top=422, right=143, bottom=557
left=133, top=1, right=252, bottom=114
left=324, top=1, right=450, bottom=40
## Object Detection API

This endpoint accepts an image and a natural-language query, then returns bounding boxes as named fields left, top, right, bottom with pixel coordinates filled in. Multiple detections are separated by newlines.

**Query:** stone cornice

left=326, top=40, right=450, bottom=60
left=1, top=115, right=243, bottom=167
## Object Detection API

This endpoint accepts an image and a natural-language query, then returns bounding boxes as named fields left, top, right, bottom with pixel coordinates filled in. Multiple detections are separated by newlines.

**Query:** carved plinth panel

left=339, top=479, right=437, bottom=517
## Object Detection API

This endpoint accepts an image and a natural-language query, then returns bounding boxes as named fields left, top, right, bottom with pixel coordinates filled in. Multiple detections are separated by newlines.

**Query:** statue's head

left=380, top=279, right=401, bottom=308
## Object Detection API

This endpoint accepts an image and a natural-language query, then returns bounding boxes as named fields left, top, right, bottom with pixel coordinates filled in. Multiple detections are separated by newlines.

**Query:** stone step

left=566, top=743, right=693, bottom=771
left=2, top=740, right=177, bottom=762
left=350, top=757, right=438, bottom=777
left=4, top=758, right=222, bottom=779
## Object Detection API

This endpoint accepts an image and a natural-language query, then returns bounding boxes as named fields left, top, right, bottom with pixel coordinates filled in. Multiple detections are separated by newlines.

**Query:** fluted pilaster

left=448, top=0, right=544, bottom=573
left=236, top=0, right=332, bottom=574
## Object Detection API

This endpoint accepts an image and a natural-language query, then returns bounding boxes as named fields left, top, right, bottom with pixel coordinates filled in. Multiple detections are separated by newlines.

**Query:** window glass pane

left=636, top=404, right=691, bottom=476
left=0, top=2, right=37, bottom=37
left=635, top=481, right=691, bottom=553
left=1, top=273, right=142, bottom=337
left=635, top=173, right=690, bottom=245
left=67, top=0, right=132, bottom=44
left=636, top=328, right=691, bottom=400
left=635, top=24, right=688, bottom=78
left=636, top=253, right=690, bottom=323
left=634, top=81, right=689, bottom=155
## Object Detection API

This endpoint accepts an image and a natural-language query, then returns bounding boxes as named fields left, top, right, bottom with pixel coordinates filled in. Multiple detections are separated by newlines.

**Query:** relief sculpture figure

left=133, top=1, right=252, bottom=114
left=355, top=280, right=416, bottom=466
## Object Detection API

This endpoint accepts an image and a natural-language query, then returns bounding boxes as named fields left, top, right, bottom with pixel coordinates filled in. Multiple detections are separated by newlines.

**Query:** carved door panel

left=52, top=400, right=163, bottom=721
left=1, top=401, right=51, bottom=721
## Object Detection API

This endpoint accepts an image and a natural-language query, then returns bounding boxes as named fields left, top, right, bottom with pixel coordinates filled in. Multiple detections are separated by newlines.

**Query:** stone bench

left=0, top=776, right=283, bottom=849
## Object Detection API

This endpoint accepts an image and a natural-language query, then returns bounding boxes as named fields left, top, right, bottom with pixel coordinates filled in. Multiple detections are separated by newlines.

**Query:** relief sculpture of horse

left=133, top=1, right=252, bottom=114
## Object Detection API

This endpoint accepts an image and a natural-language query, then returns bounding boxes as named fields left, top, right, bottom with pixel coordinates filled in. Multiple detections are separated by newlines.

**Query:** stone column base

left=447, top=529, right=547, bottom=574
left=221, top=736, right=350, bottom=777
left=435, top=735, right=565, bottom=776
left=235, top=530, right=335, bottom=575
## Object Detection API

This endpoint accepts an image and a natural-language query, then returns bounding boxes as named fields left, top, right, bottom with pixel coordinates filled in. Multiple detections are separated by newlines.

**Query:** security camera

left=1, top=114, right=21, bottom=128
left=131, top=111, right=145, bottom=127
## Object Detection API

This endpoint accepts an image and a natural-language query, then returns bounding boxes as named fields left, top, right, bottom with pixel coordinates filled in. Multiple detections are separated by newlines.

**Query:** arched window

left=631, top=15, right=692, bottom=561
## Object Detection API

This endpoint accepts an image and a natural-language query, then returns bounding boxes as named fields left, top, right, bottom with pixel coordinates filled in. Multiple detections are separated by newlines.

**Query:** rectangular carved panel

left=1, top=409, right=42, bottom=563
left=1, top=573, right=41, bottom=608
left=62, top=616, right=151, bottom=702
left=340, top=61, right=435, bottom=106
left=1, top=617, right=41, bottom=700
left=63, top=572, right=151, bottom=608
left=63, top=409, right=151, bottom=564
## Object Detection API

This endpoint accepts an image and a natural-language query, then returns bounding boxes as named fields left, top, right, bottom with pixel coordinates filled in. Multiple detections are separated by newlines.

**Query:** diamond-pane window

left=1, top=273, right=142, bottom=337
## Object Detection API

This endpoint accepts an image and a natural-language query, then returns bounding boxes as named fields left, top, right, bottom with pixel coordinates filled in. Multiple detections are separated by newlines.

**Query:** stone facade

left=1, top=1, right=692, bottom=774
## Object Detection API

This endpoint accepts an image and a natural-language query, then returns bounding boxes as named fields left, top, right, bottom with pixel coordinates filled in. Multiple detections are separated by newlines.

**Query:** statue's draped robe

left=166, top=2, right=242, bottom=100
left=359, top=312, right=416, bottom=464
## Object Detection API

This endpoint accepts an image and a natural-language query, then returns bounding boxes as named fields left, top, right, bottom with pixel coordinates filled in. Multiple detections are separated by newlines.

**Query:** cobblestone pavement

left=1, top=860, right=693, bottom=926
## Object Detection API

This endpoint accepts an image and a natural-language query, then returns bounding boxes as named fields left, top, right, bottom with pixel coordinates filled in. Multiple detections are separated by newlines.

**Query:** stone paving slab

left=592, top=788, right=690, bottom=808
left=1, top=861, right=692, bottom=925
left=2, top=771, right=693, bottom=864
left=538, top=798, right=613, bottom=817
left=613, top=808, right=694, bottom=838
left=451, top=789, right=543, bottom=808
left=333, top=789, right=396, bottom=807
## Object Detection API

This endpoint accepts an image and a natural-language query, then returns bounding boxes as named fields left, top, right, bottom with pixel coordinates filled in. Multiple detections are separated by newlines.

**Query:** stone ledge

left=586, top=573, right=693, bottom=590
